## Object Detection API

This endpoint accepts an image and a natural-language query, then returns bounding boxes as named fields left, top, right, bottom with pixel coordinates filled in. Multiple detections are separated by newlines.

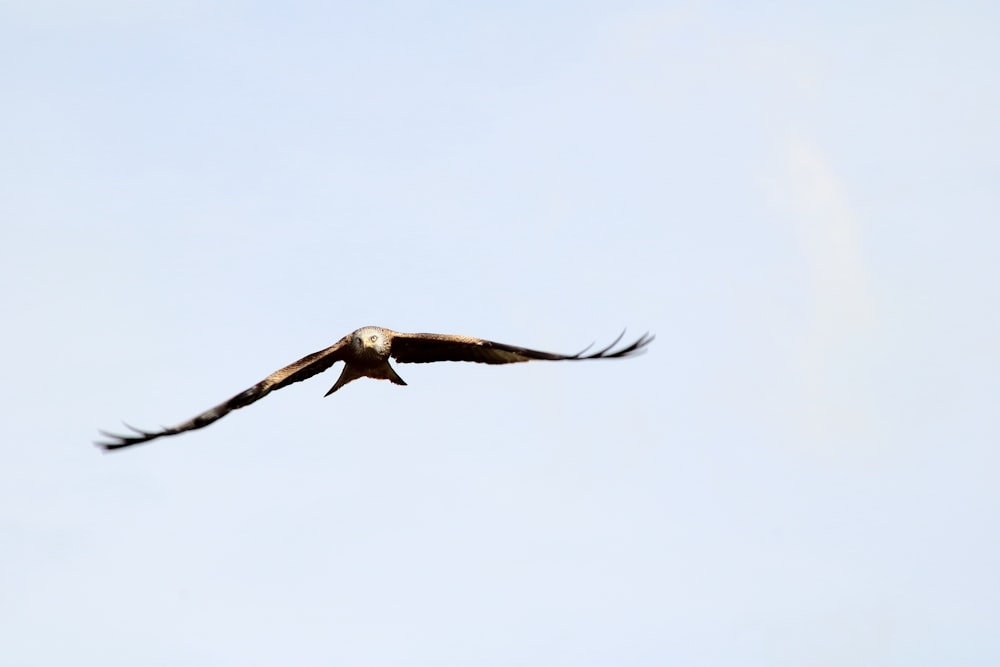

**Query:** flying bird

left=96, top=326, right=653, bottom=450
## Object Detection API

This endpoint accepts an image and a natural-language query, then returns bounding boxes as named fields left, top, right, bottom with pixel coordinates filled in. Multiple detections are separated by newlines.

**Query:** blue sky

left=2, top=2, right=998, bottom=665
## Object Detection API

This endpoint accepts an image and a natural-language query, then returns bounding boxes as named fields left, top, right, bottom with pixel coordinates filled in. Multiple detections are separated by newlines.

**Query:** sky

left=1, top=1, right=998, bottom=665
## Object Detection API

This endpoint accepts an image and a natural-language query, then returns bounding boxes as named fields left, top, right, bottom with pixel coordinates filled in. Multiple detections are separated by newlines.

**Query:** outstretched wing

left=389, top=330, right=654, bottom=365
left=96, top=337, right=352, bottom=451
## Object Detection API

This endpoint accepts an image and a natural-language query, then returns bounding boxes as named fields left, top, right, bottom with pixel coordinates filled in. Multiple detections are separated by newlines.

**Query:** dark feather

left=96, top=337, right=350, bottom=450
left=390, top=330, right=654, bottom=365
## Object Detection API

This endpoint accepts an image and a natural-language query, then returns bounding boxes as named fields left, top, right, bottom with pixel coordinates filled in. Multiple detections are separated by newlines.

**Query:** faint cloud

left=783, top=134, right=872, bottom=325
left=774, top=134, right=876, bottom=448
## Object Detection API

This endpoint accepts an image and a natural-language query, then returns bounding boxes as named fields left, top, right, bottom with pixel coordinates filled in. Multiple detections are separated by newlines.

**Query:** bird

left=96, top=326, right=653, bottom=450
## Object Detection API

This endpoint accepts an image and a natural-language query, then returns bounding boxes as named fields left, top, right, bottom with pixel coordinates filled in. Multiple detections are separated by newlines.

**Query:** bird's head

left=352, top=326, right=389, bottom=360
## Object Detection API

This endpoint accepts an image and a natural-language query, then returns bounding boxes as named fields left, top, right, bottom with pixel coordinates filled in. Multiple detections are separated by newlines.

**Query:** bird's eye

left=370, top=335, right=377, bottom=342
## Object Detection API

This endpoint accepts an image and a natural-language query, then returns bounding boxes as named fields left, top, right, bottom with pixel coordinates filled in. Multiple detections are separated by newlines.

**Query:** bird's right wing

left=96, top=336, right=352, bottom=451
left=389, top=330, right=654, bottom=365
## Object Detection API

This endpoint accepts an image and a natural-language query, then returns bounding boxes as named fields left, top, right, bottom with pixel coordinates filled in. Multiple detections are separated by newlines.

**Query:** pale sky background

left=2, top=2, right=998, bottom=665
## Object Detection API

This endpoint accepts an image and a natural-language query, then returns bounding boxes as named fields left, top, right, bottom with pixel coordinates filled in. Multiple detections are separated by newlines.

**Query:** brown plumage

left=96, top=326, right=653, bottom=451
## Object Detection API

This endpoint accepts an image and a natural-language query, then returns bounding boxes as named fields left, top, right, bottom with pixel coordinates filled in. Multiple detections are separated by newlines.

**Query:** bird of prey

left=96, top=326, right=653, bottom=450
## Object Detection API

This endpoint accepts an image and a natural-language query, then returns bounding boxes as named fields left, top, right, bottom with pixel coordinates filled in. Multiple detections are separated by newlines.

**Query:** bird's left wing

left=96, top=336, right=352, bottom=451
left=389, top=330, right=653, bottom=365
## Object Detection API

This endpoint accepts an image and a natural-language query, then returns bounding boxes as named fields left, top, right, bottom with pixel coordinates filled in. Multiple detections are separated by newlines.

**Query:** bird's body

left=97, top=326, right=652, bottom=450
left=327, top=326, right=407, bottom=395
